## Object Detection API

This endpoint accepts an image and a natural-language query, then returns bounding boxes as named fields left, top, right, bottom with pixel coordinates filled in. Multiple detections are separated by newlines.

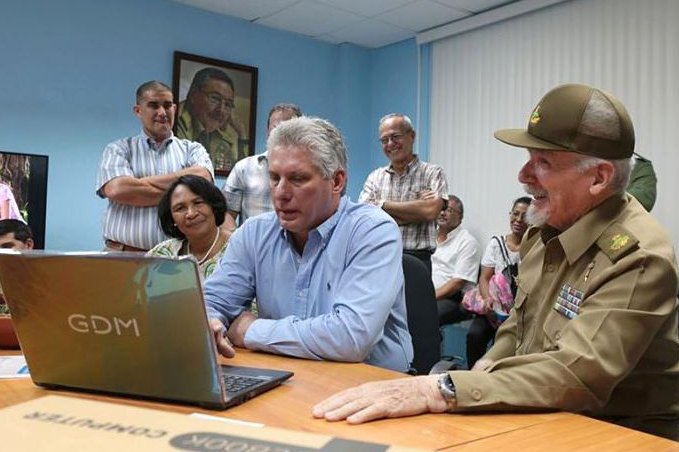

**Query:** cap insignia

left=529, top=106, right=541, bottom=125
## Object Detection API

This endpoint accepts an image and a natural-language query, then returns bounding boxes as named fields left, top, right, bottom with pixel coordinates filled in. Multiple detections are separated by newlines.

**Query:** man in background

left=96, top=80, right=213, bottom=252
left=313, top=84, right=679, bottom=441
left=432, top=195, right=480, bottom=325
left=221, top=103, right=302, bottom=234
left=204, top=116, right=413, bottom=372
left=359, top=113, right=448, bottom=273
left=0, top=219, right=33, bottom=250
left=177, top=68, right=249, bottom=173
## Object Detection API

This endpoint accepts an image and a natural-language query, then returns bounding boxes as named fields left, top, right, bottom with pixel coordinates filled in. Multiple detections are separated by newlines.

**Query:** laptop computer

left=0, top=251, right=293, bottom=410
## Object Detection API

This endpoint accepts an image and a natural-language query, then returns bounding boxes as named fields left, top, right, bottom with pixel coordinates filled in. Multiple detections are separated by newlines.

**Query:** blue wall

left=0, top=0, right=420, bottom=250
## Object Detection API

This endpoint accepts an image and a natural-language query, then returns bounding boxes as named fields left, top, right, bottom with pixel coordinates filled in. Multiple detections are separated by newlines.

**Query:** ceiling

left=171, top=0, right=519, bottom=48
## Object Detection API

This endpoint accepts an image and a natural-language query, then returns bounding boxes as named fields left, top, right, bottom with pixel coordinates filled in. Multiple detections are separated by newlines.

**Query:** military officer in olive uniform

left=312, top=84, right=679, bottom=441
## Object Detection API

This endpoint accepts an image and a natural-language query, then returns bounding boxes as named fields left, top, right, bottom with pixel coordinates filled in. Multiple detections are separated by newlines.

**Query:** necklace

left=188, top=228, right=221, bottom=265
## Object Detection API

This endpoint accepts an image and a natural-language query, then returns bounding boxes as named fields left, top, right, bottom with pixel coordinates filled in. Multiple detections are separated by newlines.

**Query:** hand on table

left=312, top=374, right=449, bottom=424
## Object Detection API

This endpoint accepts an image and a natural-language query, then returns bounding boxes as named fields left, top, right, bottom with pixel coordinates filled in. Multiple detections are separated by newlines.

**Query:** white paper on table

left=0, top=355, right=30, bottom=378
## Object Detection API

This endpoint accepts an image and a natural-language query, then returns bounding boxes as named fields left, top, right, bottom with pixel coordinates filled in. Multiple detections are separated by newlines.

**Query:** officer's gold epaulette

left=596, top=223, right=639, bottom=262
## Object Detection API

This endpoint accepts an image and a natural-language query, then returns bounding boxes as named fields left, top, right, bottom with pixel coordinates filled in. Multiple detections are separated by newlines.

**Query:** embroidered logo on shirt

left=530, top=106, right=541, bottom=125
left=553, top=283, right=584, bottom=319
left=610, top=234, right=630, bottom=251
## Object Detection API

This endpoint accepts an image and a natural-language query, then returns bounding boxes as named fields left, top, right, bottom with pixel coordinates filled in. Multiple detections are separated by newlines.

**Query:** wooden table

left=1, top=349, right=676, bottom=450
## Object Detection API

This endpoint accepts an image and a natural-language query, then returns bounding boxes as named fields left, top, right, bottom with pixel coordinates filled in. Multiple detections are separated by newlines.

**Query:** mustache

left=523, top=184, right=547, bottom=198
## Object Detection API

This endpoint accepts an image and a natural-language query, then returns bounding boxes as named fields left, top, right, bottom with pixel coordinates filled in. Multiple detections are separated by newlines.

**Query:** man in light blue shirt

left=204, top=116, right=413, bottom=372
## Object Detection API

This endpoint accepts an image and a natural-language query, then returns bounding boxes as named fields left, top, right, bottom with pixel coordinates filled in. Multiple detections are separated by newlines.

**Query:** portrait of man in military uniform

left=173, top=52, right=257, bottom=176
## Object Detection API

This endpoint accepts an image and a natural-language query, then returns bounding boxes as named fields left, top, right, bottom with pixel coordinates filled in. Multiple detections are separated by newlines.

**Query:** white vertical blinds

left=429, top=0, right=679, bottom=252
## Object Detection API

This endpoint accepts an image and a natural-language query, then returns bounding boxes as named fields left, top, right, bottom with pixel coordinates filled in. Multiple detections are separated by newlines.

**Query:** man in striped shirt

left=96, top=81, right=214, bottom=251
left=359, top=113, right=449, bottom=273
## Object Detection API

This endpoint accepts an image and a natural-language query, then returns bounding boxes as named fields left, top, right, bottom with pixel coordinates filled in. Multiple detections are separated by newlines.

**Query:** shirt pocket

left=542, top=309, right=569, bottom=351
left=401, top=181, right=426, bottom=201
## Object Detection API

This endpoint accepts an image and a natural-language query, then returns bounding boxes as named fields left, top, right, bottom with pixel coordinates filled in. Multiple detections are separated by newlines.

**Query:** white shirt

left=481, top=235, right=520, bottom=274
left=431, top=225, right=481, bottom=290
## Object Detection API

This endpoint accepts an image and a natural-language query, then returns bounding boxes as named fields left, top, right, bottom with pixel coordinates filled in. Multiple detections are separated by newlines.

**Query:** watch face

left=438, top=373, right=456, bottom=399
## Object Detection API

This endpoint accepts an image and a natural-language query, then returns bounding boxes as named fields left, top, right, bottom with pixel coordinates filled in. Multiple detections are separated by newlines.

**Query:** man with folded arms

left=313, top=84, right=679, bottom=440
left=97, top=81, right=213, bottom=252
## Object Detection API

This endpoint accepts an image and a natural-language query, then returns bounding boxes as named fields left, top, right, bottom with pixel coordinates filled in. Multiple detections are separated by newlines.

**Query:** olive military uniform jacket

left=449, top=194, right=679, bottom=439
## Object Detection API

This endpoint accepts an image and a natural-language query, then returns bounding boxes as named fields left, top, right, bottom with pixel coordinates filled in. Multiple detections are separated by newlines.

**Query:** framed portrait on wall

left=172, top=51, right=258, bottom=177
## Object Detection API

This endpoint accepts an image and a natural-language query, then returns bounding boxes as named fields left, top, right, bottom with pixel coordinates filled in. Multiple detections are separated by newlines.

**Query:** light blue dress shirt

left=204, top=196, right=413, bottom=372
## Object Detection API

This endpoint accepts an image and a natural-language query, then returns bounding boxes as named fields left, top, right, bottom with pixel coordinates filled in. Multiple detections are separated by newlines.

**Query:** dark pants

left=403, top=249, right=432, bottom=274
left=466, top=315, right=497, bottom=369
left=437, top=293, right=472, bottom=325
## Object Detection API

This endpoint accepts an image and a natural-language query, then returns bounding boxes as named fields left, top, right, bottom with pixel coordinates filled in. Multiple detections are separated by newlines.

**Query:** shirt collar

left=542, top=194, right=627, bottom=264
left=386, top=154, right=419, bottom=174
left=279, top=196, right=347, bottom=247
left=142, top=129, right=173, bottom=150
left=439, top=224, right=462, bottom=245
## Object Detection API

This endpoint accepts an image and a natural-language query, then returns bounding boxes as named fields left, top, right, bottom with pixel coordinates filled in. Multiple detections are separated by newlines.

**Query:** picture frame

left=172, top=51, right=258, bottom=177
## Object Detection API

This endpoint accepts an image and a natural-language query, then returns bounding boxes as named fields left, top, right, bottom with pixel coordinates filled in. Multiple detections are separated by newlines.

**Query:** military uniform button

left=471, top=389, right=482, bottom=400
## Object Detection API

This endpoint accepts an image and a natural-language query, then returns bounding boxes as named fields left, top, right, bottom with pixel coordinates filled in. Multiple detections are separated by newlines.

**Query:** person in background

left=0, top=180, right=23, bottom=221
left=177, top=68, right=249, bottom=173
left=464, top=196, right=530, bottom=369
left=626, top=152, right=657, bottom=211
left=203, top=116, right=413, bottom=372
left=221, top=103, right=303, bottom=235
left=96, top=80, right=214, bottom=252
left=359, top=113, right=448, bottom=273
left=0, top=219, right=34, bottom=305
left=313, top=84, right=679, bottom=441
left=148, top=175, right=229, bottom=282
left=0, top=219, right=33, bottom=250
left=432, top=195, right=480, bottom=326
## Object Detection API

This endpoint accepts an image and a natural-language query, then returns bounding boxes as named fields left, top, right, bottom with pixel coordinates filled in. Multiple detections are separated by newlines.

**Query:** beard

left=526, top=202, right=549, bottom=227
left=524, top=184, right=549, bottom=227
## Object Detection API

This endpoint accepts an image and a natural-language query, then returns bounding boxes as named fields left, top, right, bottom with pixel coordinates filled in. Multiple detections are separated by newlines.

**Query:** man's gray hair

left=267, top=116, right=348, bottom=194
left=379, top=113, right=414, bottom=132
left=574, top=155, right=632, bottom=195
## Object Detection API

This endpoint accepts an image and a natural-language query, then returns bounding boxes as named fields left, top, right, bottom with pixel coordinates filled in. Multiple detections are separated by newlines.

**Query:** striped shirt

left=222, top=152, right=272, bottom=224
left=359, top=156, right=448, bottom=251
left=96, top=131, right=214, bottom=250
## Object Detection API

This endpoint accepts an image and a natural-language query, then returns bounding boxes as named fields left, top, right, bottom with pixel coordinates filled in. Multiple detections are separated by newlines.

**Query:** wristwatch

left=437, top=373, right=457, bottom=411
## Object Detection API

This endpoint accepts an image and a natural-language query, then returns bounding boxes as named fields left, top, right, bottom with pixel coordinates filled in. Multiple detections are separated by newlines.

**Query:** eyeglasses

left=378, top=133, right=405, bottom=145
left=202, top=91, right=235, bottom=110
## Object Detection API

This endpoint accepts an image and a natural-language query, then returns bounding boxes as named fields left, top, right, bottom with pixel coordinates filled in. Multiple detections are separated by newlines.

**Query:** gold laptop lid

left=0, top=251, right=225, bottom=406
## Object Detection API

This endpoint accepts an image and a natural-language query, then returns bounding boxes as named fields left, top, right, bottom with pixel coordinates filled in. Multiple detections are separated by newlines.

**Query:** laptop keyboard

left=223, top=375, right=266, bottom=393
